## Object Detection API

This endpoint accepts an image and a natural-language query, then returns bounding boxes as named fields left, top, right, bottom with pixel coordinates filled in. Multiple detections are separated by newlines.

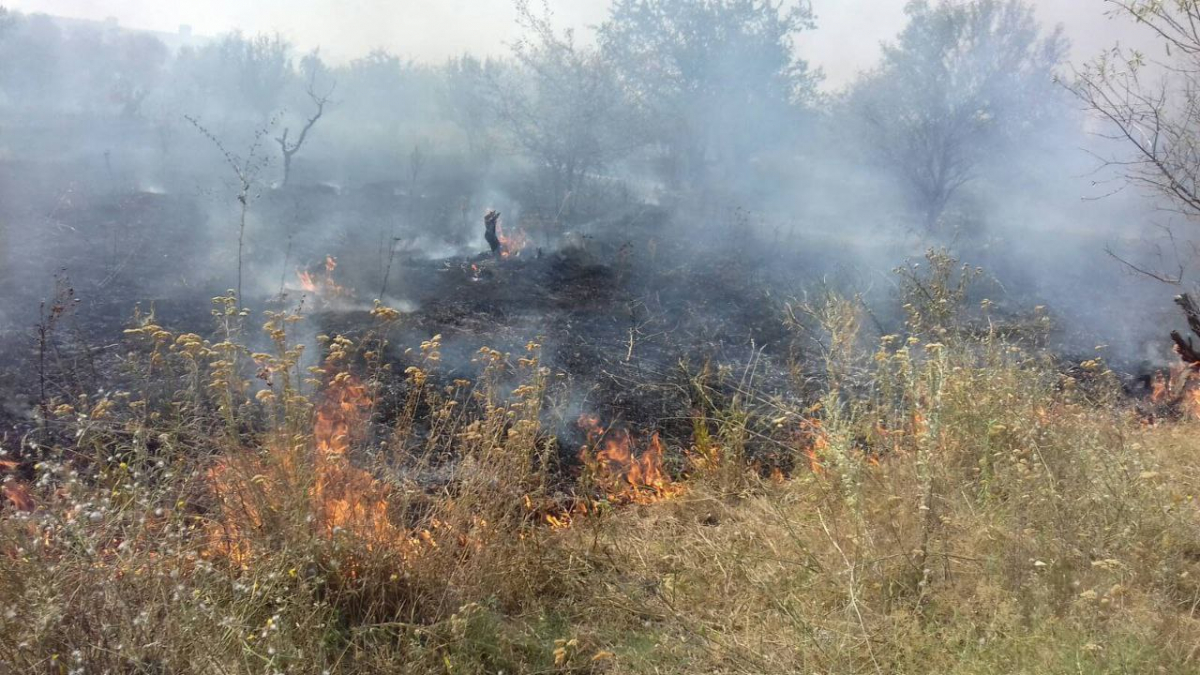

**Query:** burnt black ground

left=0, top=192, right=803, bottom=474
left=0, top=174, right=1180, bottom=477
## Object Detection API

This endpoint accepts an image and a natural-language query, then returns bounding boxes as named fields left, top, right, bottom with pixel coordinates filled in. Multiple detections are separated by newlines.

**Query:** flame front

left=577, top=415, right=681, bottom=504
left=207, top=371, right=403, bottom=563
left=310, top=373, right=399, bottom=543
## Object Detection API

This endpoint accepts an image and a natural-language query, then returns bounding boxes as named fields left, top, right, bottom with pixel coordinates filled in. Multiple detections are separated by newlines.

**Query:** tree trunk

left=281, top=151, right=293, bottom=187
left=484, top=210, right=501, bottom=255
left=1171, top=294, right=1200, bottom=368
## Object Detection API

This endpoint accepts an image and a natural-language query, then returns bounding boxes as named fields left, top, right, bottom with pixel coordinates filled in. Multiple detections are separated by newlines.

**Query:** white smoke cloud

left=7, top=0, right=1159, bottom=86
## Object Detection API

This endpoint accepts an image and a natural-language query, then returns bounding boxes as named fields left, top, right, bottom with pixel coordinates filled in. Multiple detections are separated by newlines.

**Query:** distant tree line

left=0, top=0, right=1078, bottom=232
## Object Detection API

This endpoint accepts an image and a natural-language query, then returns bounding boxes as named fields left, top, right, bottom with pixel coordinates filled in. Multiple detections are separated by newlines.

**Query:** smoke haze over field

left=12, top=4, right=1200, bottom=671
left=0, top=0, right=1194, bottom=384
left=9, top=0, right=1157, bottom=87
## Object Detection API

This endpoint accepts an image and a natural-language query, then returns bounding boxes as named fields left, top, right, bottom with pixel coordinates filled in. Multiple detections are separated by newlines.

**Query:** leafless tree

left=275, top=69, right=335, bottom=186
left=186, top=115, right=272, bottom=304
left=1071, top=2, right=1200, bottom=348
left=1072, top=1, right=1200, bottom=222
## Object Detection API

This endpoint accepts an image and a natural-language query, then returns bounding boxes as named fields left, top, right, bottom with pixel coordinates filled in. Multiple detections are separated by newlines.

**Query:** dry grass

left=556, top=351, right=1200, bottom=673
left=3, top=262, right=1200, bottom=674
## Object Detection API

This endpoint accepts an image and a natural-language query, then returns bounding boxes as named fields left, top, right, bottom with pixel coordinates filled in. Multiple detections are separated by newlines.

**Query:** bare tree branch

left=275, top=69, right=336, bottom=186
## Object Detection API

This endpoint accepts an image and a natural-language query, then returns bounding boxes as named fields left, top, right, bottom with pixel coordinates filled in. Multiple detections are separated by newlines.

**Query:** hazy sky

left=8, top=0, right=1146, bottom=88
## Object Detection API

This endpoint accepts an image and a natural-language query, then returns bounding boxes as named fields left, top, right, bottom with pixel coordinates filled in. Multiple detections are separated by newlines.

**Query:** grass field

left=3, top=263, right=1199, bottom=674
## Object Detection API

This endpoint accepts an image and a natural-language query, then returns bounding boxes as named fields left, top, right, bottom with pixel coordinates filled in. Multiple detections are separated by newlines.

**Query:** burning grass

left=497, top=223, right=530, bottom=259
left=3, top=258, right=1200, bottom=673
left=295, top=255, right=354, bottom=308
left=577, top=414, right=683, bottom=505
left=1149, top=363, right=1200, bottom=421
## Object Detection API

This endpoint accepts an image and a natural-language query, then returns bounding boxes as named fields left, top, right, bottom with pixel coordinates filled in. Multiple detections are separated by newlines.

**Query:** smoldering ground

left=0, top=0, right=1189, bottom=426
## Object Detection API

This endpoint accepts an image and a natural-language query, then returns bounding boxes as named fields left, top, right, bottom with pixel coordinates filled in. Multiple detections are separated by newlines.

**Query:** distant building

left=41, top=13, right=211, bottom=53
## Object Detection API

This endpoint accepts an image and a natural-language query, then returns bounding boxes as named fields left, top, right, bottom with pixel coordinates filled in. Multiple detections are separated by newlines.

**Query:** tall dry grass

left=3, top=255, right=1200, bottom=674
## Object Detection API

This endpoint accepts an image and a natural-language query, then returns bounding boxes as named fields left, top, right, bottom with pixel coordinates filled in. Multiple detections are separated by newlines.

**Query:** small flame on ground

left=498, top=224, right=529, bottom=259
left=1149, top=363, right=1200, bottom=421
left=523, top=493, right=586, bottom=529
left=577, top=414, right=682, bottom=504
left=296, top=255, right=351, bottom=301
left=795, top=419, right=826, bottom=475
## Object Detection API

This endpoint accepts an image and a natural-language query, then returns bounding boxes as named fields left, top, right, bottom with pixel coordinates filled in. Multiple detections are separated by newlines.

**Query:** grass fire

left=7, top=1, right=1200, bottom=673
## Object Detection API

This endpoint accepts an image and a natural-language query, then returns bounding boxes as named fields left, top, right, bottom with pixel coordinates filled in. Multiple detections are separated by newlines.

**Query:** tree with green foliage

left=599, top=0, right=817, bottom=188
left=847, top=0, right=1066, bottom=231
left=443, top=54, right=503, bottom=164
left=176, top=32, right=295, bottom=122
left=495, top=1, right=634, bottom=211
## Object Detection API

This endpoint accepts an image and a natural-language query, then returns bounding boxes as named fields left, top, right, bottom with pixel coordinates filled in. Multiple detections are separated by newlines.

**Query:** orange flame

left=577, top=415, right=682, bottom=504
left=1, top=460, right=33, bottom=512
left=1148, top=363, right=1200, bottom=420
left=497, top=224, right=529, bottom=259
left=309, top=373, right=400, bottom=544
left=297, top=270, right=318, bottom=293
left=795, top=419, right=826, bottom=475
left=523, top=493, right=586, bottom=530
left=295, top=255, right=351, bottom=304
left=1187, top=389, right=1200, bottom=420
left=206, top=370, right=406, bottom=564
left=1151, top=370, right=1169, bottom=405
